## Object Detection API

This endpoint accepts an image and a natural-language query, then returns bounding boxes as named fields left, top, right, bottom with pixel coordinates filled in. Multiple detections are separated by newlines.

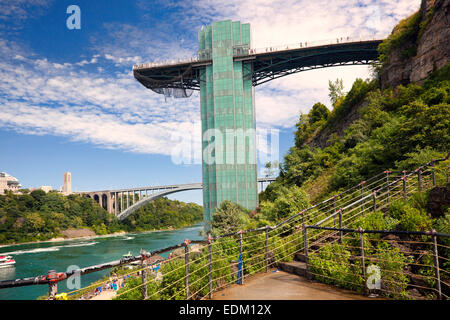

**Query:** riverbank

left=0, top=223, right=203, bottom=249
left=0, top=230, right=126, bottom=249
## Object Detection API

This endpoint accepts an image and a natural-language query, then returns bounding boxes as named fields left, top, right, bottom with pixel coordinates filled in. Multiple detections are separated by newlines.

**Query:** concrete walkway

left=90, top=290, right=117, bottom=300
left=213, top=270, right=374, bottom=300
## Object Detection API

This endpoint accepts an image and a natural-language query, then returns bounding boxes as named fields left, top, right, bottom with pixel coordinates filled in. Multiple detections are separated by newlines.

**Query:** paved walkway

left=87, top=278, right=124, bottom=300
left=90, top=289, right=117, bottom=300
left=213, top=270, right=375, bottom=300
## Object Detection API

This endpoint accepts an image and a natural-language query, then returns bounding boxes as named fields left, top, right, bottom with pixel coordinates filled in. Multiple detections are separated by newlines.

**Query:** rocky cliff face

left=309, top=0, right=449, bottom=149
left=381, top=0, right=450, bottom=88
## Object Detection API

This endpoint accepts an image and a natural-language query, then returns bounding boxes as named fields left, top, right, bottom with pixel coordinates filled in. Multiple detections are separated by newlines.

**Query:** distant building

left=39, top=186, right=53, bottom=193
left=62, top=172, right=72, bottom=195
left=0, top=172, right=22, bottom=194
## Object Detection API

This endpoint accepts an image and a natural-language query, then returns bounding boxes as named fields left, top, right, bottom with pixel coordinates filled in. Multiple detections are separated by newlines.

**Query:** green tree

left=328, top=79, right=344, bottom=106
left=25, top=212, right=45, bottom=232
left=309, top=102, right=330, bottom=124
left=264, top=160, right=279, bottom=177
left=259, top=185, right=310, bottom=222
left=211, top=201, right=250, bottom=236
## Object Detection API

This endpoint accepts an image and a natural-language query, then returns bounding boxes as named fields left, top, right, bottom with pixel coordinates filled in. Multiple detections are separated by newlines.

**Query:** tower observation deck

left=133, top=20, right=382, bottom=230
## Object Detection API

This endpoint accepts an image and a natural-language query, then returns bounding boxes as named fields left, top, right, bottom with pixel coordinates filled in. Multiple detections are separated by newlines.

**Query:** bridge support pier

left=107, top=192, right=113, bottom=214
left=114, top=192, right=119, bottom=216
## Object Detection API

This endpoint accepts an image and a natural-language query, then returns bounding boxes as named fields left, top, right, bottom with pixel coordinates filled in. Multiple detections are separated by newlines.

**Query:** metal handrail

left=132, top=36, right=384, bottom=70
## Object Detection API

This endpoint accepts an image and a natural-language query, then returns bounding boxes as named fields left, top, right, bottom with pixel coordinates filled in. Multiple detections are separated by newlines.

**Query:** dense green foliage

left=256, top=185, right=310, bottom=226
left=309, top=243, right=363, bottom=292
left=308, top=102, right=330, bottom=125
left=210, top=201, right=250, bottom=236
left=0, top=190, right=202, bottom=244
left=119, top=197, right=202, bottom=232
left=0, top=190, right=121, bottom=244
left=263, top=65, right=449, bottom=204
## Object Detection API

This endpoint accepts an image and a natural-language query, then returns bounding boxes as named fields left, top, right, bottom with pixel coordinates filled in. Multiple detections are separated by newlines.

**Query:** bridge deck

left=213, top=270, right=377, bottom=300
left=133, top=39, right=382, bottom=89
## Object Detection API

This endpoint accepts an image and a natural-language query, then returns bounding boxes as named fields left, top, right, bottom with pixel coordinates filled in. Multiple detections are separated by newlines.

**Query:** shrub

left=388, top=199, right=409, bottom=220
left=211, top=201, right=250, bottom=236
left=326, top=79, right=376, bottom=130
left=260, top=185, right=310, bottom=222
left=398, top=206, right=433, bottom=232
left=114, top=277, right=146, bottom=300
left=309, top=102, right=330, bottom=124
left=388, top=196, right=433, bottom=233
left=421, top=86, right=449, bottom=106
left=353, top=210, right=399, bottom=232
left=309, top=243, right=363, bottom=292
left=395, top=147, right=445, bottom=171
left=373, top=242, right=410, bottom=299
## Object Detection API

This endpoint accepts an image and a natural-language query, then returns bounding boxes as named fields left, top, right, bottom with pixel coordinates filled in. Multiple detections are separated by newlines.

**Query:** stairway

left=278, top=253, right=308, bottom=277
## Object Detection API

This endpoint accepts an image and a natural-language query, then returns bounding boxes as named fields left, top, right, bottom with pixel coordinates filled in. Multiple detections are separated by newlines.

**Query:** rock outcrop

left=427, top=186, right=450, bottom=219
left=381, top=0, right=450, bottom=89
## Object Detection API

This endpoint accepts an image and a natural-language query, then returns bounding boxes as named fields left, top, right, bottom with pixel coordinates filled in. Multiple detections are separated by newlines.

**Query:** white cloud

left=0, top=39, right=201, bottom=157
left=0, top=101, right=200, bottom=156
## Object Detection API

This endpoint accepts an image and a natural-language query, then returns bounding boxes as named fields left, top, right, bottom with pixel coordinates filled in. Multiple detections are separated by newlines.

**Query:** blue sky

left=0, top=0, right=421, bottom=205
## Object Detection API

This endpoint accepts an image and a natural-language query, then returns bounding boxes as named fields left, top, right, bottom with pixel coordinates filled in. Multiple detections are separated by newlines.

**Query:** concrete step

left=278, top=261, right=307, bottom=277
left=294, top=252, right=307, bottom=262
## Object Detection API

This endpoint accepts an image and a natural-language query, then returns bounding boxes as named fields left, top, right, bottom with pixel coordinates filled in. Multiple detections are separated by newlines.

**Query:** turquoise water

left=0, top=224, right=203, bottom=300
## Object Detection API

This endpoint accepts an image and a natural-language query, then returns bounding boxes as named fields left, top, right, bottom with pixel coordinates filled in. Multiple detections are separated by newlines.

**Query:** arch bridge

left=75, top=178, right=275, bottom=221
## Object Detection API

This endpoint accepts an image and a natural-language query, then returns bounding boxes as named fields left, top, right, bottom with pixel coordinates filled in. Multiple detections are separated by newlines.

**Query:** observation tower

left=132, top=20, right=381, bottom=229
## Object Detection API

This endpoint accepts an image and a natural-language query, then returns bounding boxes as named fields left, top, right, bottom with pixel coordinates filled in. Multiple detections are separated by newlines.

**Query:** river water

left=0, top=223, right=203, bottom=300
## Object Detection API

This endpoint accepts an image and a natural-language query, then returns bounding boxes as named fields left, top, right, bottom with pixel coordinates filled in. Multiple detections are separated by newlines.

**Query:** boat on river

left=122, top=251, right=140, bottom=266
left=122, top=251, right=133, bottom=259
left=0, top=255, right=15, bottom=268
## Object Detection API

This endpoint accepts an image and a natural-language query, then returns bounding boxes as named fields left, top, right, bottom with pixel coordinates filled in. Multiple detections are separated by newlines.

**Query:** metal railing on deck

left=132, top=36, right=382, bottom=70
left=0, top=154, right=448, bottom=300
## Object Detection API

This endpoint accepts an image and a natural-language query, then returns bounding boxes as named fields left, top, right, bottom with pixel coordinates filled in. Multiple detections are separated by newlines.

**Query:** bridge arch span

left=74, top=178, right=275, bottom=221
left=116, top=184, right=202, bottom=221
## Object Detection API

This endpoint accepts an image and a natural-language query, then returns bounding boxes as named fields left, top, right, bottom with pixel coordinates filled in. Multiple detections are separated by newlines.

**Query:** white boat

left=122, top=251, right=132, bottom=259
left=122, top=251, right=140, bottom=266
left=0, top=255, right=15, bottom=268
